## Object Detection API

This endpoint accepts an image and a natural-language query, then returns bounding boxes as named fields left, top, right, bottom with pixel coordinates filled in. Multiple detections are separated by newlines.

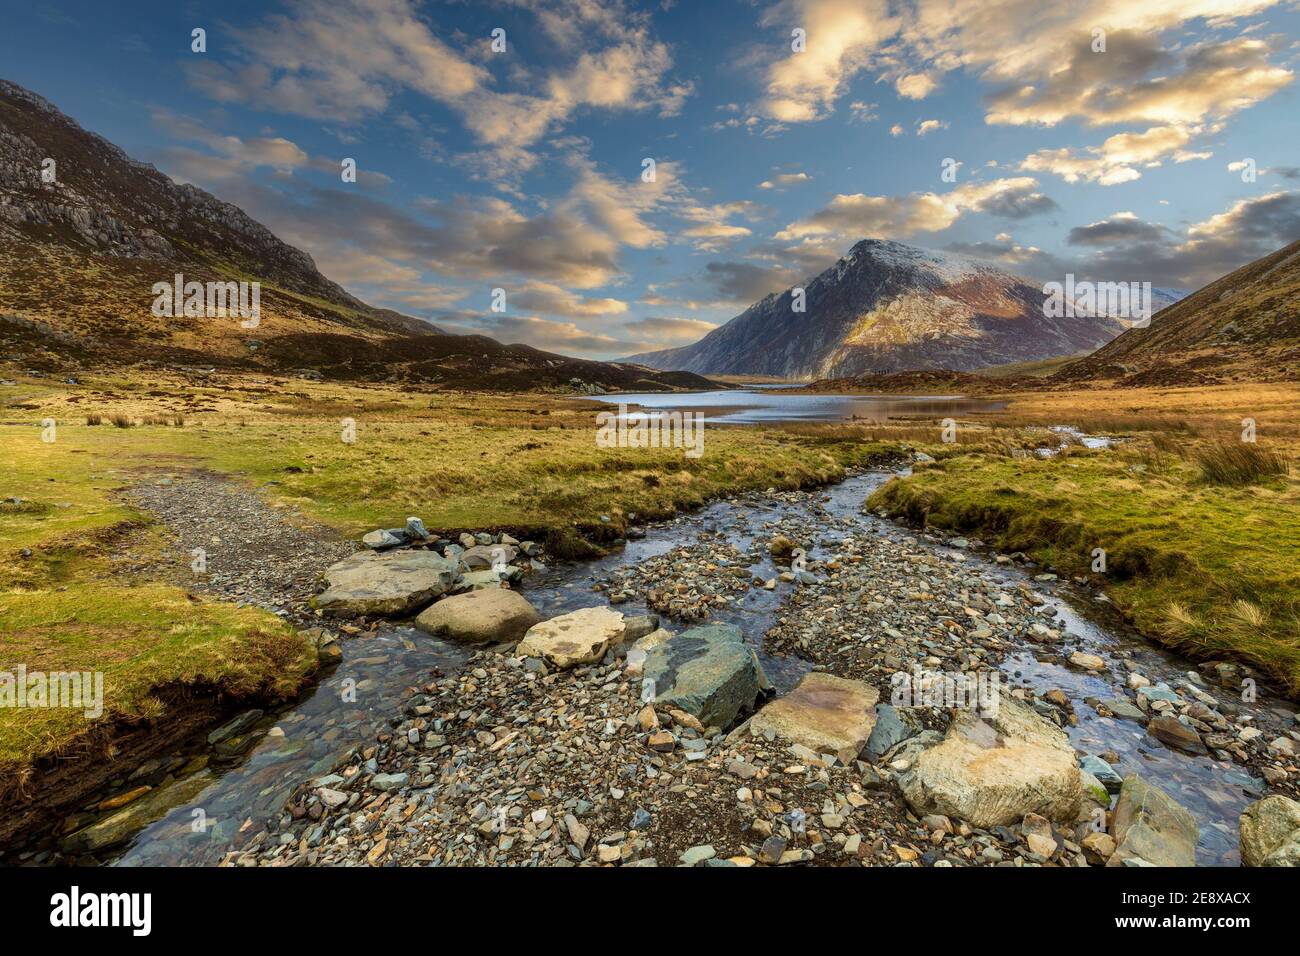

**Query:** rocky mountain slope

left=626, top=240, right=1126, bottom=378
left=1059, top=239, right=1300, bottom=385
left=0, top=79, right=709, bottom=392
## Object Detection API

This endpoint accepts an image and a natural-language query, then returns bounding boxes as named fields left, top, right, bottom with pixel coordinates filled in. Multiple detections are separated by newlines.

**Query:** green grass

left=0, top=423, right=316, bottom=776
left=867, top=446, right=1300, bottom=694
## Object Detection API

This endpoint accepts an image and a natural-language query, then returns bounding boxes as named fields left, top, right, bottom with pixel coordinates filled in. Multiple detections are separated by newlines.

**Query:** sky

left=3, top=0, right=1299, bottom=359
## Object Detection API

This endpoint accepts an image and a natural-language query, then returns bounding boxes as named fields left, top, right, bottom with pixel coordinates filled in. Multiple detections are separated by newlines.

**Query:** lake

left=586, top=387, right=1008, bottom=424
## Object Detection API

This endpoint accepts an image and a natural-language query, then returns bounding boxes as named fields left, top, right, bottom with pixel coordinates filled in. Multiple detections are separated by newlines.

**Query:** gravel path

left=119, top=470, right=354, bottom=620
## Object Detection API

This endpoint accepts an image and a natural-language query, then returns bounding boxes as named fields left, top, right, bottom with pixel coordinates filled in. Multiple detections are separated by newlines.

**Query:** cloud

left=1067, top=213, right=1170, bottom=246
left=1063, top=190, right=1300, bottom=287
left=185, top=0, right=689, bottom=178
left=774, top=177, right=1056, bottom=241
left=916, top=118, right=948, bottom=136
left=895, top=72, right=937, bottom=99
left=757, top=0, right=899, bottom=121
left=759, top=171, right=812, bottom=189
left=1020, top=124, right=1201, bottom=185
left=621, top=315, right=718, bottom=347
left=751, top=1, right=1291, bottom=131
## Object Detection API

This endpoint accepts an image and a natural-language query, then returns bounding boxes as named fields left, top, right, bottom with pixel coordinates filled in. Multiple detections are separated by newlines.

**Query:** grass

left=868, top=441, right=1300, bottom=694
left=1194, top=442, right=1291, bottom=486
left=0, top=418, right=317, bottom=778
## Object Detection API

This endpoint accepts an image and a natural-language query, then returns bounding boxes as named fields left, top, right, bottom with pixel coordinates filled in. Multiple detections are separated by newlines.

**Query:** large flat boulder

left=415, top=588, right=541, bottom=644
left=899, top=695, right=1083, bottom=828
left=311, top=550, right=459, bottom=616
left=1239, top=794, right=1300, bottom=867
left=516, top=606, right=626, bottom=669
left=643, top=624, right=767, bottom=731
left=1108, top=775, right=1198, bottom=868
left=749, top=672, right=879, bottom=763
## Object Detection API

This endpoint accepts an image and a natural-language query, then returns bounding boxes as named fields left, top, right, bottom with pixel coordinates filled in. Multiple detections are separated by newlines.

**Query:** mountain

left=625, top=240, right=1126, bottom=378
left=1058, top=239, right=1300, bottom=385
left=0, top=79, right=711, bottom=392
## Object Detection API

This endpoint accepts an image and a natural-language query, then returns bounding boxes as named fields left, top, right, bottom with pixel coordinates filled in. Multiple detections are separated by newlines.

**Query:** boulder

left=898, top=695, right=1084, bottom=828
left=864, top=703, right=922, bottom=761
left=749, top=673, right=879, bottom=763
left=1107, top=775, right=1198, bottom=868
left=1239, top=795, right=1300, bottom=867
left=643, top=623, right=767, bottom=731
left=415, top=589, right=541, bottom=644
left=516, top=606, right=626, bottom=669
left=311, top=550, right=459, bottom=616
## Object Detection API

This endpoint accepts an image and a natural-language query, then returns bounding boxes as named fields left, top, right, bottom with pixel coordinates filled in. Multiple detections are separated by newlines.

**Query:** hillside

left=1058, top=239, right=1300, bottom=385
left=0, top=79, right=711, bottom=392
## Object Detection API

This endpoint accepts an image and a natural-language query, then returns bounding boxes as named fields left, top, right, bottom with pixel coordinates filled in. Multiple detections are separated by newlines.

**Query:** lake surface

left=587, top=388, right=1008, bottom=424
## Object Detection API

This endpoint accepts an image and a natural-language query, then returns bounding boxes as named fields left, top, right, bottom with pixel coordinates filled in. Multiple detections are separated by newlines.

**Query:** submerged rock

left=311, top=550, right=459, bottom=616
left=1108, top=774, right=1198, bottom=867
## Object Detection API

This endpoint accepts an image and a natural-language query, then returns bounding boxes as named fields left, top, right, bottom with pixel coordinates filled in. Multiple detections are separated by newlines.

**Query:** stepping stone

left=415, top=588, right=541, bottom=644
left=311, top=550, right=459, bottom=616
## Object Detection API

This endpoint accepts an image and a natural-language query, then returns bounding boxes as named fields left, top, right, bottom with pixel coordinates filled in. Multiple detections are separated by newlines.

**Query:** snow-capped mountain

left=625, top=239, right=1129, bottom=378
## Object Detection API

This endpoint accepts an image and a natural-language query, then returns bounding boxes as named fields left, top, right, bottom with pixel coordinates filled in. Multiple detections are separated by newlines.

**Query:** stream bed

left=14, top=469, right=1290, bottom=868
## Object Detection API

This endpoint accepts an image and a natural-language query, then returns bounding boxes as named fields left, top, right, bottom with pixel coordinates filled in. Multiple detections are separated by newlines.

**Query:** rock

left=371, top=773, right=409, bottom=792
left=1080, top=770, right=1110, bottom=806
left=312, top=550, right=459, bottom=616
left=864, top=703, right=922, bottom=762
left=680, top=844, right=716, bottom=866
left=759, top=836, right=787, bottom=863
left=60, top=772, right=214, bottom=853
left=749, top=672, right=879, bottom=764
left=404, top=516, right=430, bottom=540
left=362, top=529, right=405, bottom=550
left=898, top=695, right=1084, bottom=828
left=1081, top=831, right=1116, bottom=864
left=1079, top=755, right=1123, bottom=794
left=1239, top=795, right=1300, bottom=867
left=207, top=709, right=263, bottom=745
left=460, top=543, right=518, bottom=570
left=632, top=628, right=674, bottom=652
left=1107, top=775, right=1198, bottom=868
left=414, top=589, right=541, bottom=644
left=515, top=606, right=626, bottom=669
left=1102, top=698, right=1146, bottom=722
left=622, top=615, right=659, bottom=644
left=1068, top=651, right=1106, bottom=672
left=1147, top=715, right=1208, bottom=756
left=457, top=568, right=521, bottom=590
left=642, top=623, right=767, bottom=730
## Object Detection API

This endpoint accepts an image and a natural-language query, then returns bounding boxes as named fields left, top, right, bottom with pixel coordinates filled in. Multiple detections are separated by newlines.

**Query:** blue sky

left=4, top=0, right=1299, bottom=358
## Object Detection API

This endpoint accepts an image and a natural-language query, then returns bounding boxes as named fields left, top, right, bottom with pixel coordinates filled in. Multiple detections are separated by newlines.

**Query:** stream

left=15, top=468, right=1290, bottom=867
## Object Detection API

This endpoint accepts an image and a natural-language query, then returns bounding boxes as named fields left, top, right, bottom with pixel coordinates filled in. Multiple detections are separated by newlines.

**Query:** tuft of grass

left=109, top=413, right=132, bottom=428
left=1194, top=442, right=1290, bottom=485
